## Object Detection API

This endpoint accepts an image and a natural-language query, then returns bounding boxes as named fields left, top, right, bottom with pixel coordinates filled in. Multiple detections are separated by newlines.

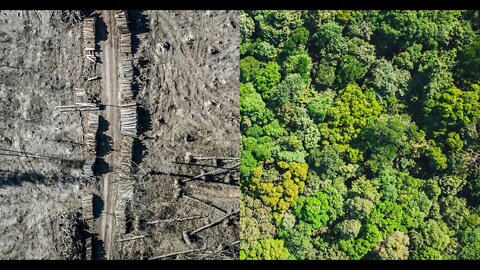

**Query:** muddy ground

left=0, top=10, right=240, bottom=260
left=114, top=10, right=240, bottom=260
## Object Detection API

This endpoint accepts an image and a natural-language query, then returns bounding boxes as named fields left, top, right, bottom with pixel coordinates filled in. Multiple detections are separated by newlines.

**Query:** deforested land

left=0, top=10, right=240, bottom=260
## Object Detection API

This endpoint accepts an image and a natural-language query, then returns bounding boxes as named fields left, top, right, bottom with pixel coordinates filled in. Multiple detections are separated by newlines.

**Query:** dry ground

left=0, top=10, right=240, bottom=260
left=113, top=10, right=240, bottom=260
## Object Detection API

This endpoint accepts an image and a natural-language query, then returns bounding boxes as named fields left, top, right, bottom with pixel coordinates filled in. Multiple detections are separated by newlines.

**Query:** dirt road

left=98, top=10, right=120, bottom=260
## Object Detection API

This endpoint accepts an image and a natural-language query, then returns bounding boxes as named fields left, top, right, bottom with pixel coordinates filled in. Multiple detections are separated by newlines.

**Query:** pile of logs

left=119, top=136, right=134, bottom=173
left=112, top=9, right=139, bottom=239
left=120, top=57, right=134, bottom=101
left=87, top=111, right=99, bottom=127
left=82, top=17, right=96, bottom=63
left=85, top=113, right=99, bottom=154
left=120, top=106, right=137, bottom=137
left=120, top=33, right=132, bottom=54
left=114, top=10, right=129, bottom=35
left=85, top=237, right=92, bottom=260
left=56, top=102, right=100, bottom=112
left=81, top=193, right=94, bottom=220
left=82, top=158, right=96, bottom=177
left=115, top=9, right=131, bottom=54
left=115, top=10, right=134, bottom=101
left=115, top=108, right=137, bottom=236
left=113, top=174, right=135, bottom=233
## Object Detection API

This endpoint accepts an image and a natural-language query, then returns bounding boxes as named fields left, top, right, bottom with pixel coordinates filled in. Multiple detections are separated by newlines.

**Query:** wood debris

left=82, top=17, right=96, bottom=63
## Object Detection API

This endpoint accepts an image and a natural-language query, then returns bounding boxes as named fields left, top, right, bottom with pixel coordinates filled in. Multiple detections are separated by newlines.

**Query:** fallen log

left=147, top=215, right=206, bottom=225
left=182, top=195, right=228, bottom=213
left=188, top=209, right=239, bottom=237
left=192, top=156, right=240, bottom=160
left=87, top=76, right=101, bottom=81
left=182, top=163, right=240, bottom=183
left=149, top=247, right=207, bottom=260
left=120, top=103, right=137, bottom=107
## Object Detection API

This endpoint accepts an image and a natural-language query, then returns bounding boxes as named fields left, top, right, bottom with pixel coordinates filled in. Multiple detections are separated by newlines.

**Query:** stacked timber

left=119, top=136, right=134, bottom=173
left=113, top=174, right=135, bottom=233
left=120, top=33, right=132, bottom=54
left=115, top=10, right=134, bottom=101
left=120, top=57, right=134, bottom=101
left=85, top=237, right=92, bottom=260
left=82, top=158, right=96, bottom=177
left=82, top=17, right=96, bottom=63
left=120, top=107, right=137, bottom=137
left=81, top=193, right=94, bottom=220
left=57, top=102, right=100, bottom=112
left=87, top=112, right=99, bottom=127
left=120, top=57, right=133, bottom=81
left=114, top=10, right=129, bottom=35
left=113, top=10, right=137, bottom=234
left=85, top=113, right=99, bottom=154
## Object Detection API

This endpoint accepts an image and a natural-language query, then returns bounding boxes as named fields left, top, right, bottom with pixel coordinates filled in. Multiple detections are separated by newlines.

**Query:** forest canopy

left=240, top=10, right=480, bottom=260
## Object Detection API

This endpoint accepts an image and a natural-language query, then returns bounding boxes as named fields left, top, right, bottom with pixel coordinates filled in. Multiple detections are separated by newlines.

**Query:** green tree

left=241, top=39, right=277, bottom=62
left=252, top=10, right=303, bottom=45
left=425, top=140, right=448, bottom=171
left=457, top=36, right=480, bottom=85
left=319, top=83, right=382, bottom=150
left=458, top=226, right=480, bottom=259
left=367, top=58, right=411, bottom=100
left=357, top=114, right=426, bottom=172
left=410, top=219, right=455, bottom=260
left=284, top=27, right=310, bottom=53
left=254, top=61, right=281, bottom=100
left=240, top=195, right=276, bottom=251
left=240, top=56, right=262, bottom=83
left=271, top=74, right=306, bottom=108
left=307, top=92, right=334, bottom=123
left=314, top=59, right=336, bottom=88
left=375, top=231, right=410, bottom=260
left=424, top=86, right=480, bottom=139
left=283, top=51, right=313, bottom=83
left=336, top=219, right=362, bottom=238
left=240, top=11, right=255, bottom=41
left=281, top=221, right=317, bottom=259
left=241, top=238, right=293, bottom=260
left=240, top=150, right=258, bottom=179
left=240, top=83, right=274, bottom=128
left=294, top=192, right=330, bottom=229
left=312, top=21, right=347, bottom=61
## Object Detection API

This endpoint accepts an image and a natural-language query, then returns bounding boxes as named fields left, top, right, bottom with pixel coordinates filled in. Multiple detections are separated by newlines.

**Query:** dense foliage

left=240, top=10, right=480, bottom=260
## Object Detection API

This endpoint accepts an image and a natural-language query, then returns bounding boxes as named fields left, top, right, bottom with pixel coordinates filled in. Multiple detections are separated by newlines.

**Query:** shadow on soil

left=94, top=157, right=110, bottom=177
left=92, top=193, right=104, bottom=219
left=92, top=237, right=106, bottom=260
left=132, top=138, right=147, bottom=168
left=96, top=116, right=113, bottom=158
left=94, top=14, right=109, bottom=64
left=0, top=170, right=78, bottom=188
left=128, top=10, right=150, bottom=55
left=137, top=106, right=152, bottom=135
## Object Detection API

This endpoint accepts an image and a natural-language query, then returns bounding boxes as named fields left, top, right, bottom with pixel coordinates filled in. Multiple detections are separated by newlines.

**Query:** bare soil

left=113, top=10, right=240, bottom=260
left=0, top=10, right=240, bottom=260
left=0, top=10, right=93, bottom=259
